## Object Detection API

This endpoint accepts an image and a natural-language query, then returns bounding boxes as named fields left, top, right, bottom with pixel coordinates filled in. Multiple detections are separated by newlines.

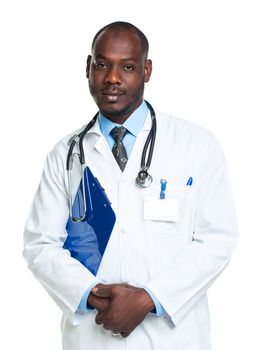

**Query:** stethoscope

left=66, top=100, right=157, bottom=222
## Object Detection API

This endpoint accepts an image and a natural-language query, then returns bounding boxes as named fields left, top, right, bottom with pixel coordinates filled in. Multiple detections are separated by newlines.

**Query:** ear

left=86, top=55, right=92, bottom=79
left=144, top=59, right=152, bottom=83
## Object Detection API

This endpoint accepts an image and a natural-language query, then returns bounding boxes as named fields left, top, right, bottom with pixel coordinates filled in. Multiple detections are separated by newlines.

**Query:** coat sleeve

left=23, top=148, right=99, bottom=325
left=144, top=135, right=238, bottom=327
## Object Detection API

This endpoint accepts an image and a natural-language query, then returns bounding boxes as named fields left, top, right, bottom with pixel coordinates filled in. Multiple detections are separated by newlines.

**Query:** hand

left=87, top=283, right=110, bottom=313
left=92, top=285, right=155, bottom=338
left=87, top=283, right=138, bottom=314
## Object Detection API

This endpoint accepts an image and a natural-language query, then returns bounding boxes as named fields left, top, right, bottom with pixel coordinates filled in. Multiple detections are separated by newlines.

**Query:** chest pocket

left=143, top=183, right=193, bottom=235
left=144, top=196, right=180, bottom=222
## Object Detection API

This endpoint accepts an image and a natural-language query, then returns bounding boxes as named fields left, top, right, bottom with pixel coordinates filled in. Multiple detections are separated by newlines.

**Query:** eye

left=123, top=65, right=135, bottom=72
left=94, top=62, right=107, bottom=70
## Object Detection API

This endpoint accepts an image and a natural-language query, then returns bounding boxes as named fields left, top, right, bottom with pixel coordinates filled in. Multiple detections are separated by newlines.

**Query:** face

left=86, top=29, right=152, bottom=124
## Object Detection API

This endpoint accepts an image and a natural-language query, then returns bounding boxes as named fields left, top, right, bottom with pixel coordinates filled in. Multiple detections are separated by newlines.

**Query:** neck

left=102, top=101, right=143, bottom=124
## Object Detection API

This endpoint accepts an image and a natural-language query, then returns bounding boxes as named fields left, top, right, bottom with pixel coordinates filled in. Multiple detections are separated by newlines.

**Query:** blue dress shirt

left=79, top=101, right=163, bottom=316
left=98, top=100, right=148, bottom=157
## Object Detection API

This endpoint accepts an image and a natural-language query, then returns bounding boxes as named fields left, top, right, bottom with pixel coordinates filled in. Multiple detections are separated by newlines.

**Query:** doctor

left=23, top=21, right=238, bottom=350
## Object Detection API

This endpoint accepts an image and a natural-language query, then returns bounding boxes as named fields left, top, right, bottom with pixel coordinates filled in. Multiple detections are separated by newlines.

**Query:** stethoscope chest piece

left=136, top=170, right=153, bottom=188
left=67, top=100, right=157, bottom=220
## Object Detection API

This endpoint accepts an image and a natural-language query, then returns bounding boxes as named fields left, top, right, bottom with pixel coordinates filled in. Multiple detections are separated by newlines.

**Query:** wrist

left=138, top=288, right=155, bottom=314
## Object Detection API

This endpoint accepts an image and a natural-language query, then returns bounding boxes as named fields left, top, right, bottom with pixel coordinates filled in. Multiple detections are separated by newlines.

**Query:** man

left=23, top=21, right=238, bottom=350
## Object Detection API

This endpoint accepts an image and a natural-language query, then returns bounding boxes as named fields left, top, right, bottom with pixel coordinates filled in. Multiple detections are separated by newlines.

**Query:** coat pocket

left=143, top=184, right=192, bottom=234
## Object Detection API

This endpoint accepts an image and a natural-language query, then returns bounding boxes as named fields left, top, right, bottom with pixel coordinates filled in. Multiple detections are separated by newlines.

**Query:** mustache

left=101, top=88, right=126, bottom=95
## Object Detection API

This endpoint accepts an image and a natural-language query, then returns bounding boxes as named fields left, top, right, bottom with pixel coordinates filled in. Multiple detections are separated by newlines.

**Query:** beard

left=89, top=80, right=145, bottom=121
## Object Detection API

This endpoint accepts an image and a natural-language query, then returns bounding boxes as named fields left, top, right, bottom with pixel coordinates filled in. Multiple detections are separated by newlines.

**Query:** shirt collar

left=98, top=100, right=148, bottom=138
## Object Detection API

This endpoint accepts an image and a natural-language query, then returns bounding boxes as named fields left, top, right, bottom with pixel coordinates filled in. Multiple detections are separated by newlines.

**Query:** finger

left=88, top=294, right=110, bottom=312
left=124, top=284, right=139, bottom=291
left=92, top=286, right=113, bottom=298
left=120, top=331, right=129, bottom=338
left=95, top=312, right=104, bottom=325
left=102, top=323, right=112, bottom=331
left=101, top=283, right=138, bottom=290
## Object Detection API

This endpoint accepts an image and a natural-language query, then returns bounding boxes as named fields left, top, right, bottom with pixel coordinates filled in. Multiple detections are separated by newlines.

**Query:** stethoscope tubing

left=66, top=114, right=98, bottom=171
left=140, top=102, right=156, bottom=170
left=67, top=100, right=157, bottom=222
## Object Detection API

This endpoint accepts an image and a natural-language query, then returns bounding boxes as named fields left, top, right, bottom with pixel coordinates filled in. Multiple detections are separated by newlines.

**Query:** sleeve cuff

left=143, top=287, right=164, bottom=316
left=78, top=282, right=99, bottom=313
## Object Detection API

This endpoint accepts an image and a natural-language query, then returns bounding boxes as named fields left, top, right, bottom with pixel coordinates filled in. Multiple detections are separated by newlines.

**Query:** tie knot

left=110, top=126, right=128, bottom=143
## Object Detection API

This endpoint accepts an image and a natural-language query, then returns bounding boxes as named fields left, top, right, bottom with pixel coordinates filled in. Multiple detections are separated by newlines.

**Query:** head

left=86, top=21, right=152, bottom=124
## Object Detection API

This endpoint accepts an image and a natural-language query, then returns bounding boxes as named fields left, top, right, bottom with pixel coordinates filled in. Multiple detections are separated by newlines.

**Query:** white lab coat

left=23, top=109, right=238, bottom=350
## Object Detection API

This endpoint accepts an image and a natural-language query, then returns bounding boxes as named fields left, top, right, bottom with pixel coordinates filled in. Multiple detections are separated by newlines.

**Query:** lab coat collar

left=85, top=107, right=152, bottom=172
left=98, top=100, right=149, bottom=138
left=86, top=102, right=151, bottom=137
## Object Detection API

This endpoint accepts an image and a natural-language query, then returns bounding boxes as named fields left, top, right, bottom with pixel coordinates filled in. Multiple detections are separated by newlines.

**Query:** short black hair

left=91, top=21, right=149, bottom=58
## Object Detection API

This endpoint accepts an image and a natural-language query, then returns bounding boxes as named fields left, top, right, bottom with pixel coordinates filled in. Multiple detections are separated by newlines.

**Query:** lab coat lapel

left=85, top=118, right=118, bottom=170
left=122, top=110, right=152, bottom=178
left=85, top=109, right=152, bottom=176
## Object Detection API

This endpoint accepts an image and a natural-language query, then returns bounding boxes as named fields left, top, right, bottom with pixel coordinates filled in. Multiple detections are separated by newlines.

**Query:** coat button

left=120, top=229, right=125, bottom=234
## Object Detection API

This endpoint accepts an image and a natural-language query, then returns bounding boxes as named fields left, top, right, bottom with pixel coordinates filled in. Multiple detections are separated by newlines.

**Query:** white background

left=1, top=1, right=254, bottom=349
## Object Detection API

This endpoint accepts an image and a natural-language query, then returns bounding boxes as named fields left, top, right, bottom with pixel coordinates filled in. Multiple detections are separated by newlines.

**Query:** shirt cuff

left=143, top=287, right=164, bottom=316
left=78, top=282, right=99, bottom=313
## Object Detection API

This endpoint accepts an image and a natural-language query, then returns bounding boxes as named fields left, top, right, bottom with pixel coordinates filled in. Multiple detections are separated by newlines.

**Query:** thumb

left=92, top=286, right=113, bottom=298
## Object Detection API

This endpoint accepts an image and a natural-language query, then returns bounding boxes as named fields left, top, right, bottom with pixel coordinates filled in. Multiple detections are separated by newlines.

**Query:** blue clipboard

left=64, top=166, right=116, bottom=275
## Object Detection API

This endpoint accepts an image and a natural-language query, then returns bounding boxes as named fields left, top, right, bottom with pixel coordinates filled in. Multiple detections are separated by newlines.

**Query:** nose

left=104, top=66, right=122, bottom=85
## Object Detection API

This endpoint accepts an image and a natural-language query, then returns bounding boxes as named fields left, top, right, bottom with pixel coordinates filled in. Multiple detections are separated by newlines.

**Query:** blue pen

left=186, top=177, right=193, bottom=186
left=160, top=179, right=167, bottom=199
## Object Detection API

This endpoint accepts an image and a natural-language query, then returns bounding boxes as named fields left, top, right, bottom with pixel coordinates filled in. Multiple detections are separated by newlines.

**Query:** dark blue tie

left=110, top=126, right=128, bottom=171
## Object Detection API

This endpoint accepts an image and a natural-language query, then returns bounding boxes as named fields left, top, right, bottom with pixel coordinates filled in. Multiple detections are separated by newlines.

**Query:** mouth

left=101, top=90, right=125, bottom=102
